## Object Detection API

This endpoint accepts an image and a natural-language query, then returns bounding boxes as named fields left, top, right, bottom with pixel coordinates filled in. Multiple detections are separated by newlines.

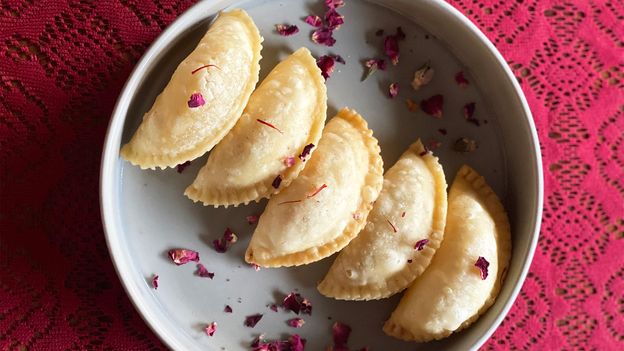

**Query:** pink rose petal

left=168, top=249, right=200, bottom=265
left=325, top=0, right=345, bottom=9
left=283, top=292, right=312, bottom=315
left=455, top=71, right=469, bottom=87
left=244, top=313, right=264, bottom=328
left=287, top=318, right=306, bottom=328
left=332, top=321, right=352, bottom=347
left=196, top=263, right=214, bottom=279
left=289, top=334, right=306, bottom=351
left=312, top=28, right=336, bottom=46
left=176, top=161, right=191, bottom=173
left=463, top=102, right=479, bottom=126
left=187, top=92, right=205, bottom=108
left=388, top=82, right=399, bottom=98
left=475, top=256, right=490, bottom=280
left=298, top=144, right=315, bottom=162
left=317, top=55, right=336, bottom=80
left=325, top=9, right=344, bottom=30
left=213, top=228, right=238, bottom=253
left=205, top=322, right=217, bottom=336
left=283, top=156, right=296, bottom=167
left=151, top=275, right=159, bottom=289
left=414, top=239, right=429, bottom=251
left=275, top=24, right=299, bottom=36
left=304, top=15, right=322, bottom=27
left=272, top=175, right=283, bottom=189
left=362, top=59, right=386, bottom=80
left=420, top=94, right=444, bottom=118
left=384, top=27, right=405, bottom=65
left=224, top=305, right=233, bottom=313
left=246, top=214, right=260, bottom=225
left=270, top=304, right=279, bottom=312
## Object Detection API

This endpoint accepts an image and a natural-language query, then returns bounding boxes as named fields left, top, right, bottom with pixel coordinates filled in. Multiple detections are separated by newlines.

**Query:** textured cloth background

left=1, top=0, right=622, bottom=350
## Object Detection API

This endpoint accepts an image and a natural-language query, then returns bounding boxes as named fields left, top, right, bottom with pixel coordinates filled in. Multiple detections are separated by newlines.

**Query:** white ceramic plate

left=101, top=0, right=543, bottom=350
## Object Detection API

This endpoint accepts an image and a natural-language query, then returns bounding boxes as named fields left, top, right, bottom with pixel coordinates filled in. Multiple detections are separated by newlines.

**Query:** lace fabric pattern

left=1, top=0, right=622, bottom=349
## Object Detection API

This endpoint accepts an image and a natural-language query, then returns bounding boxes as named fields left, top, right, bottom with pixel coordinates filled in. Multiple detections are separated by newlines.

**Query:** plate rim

left=99, top=0, right=544, bottom=350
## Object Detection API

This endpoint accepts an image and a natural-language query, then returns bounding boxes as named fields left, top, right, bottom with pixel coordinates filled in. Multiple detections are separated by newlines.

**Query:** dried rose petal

left=283, top=156, right=296, bottom=167
left=414, top=239, right=429, bottom=251
left=475, top=256, right=490, bottom=280
left=251, top=334, right=265, bottom=348
left=312, top=28, right=336, bottom=46
left=325, top=0, right=345, bottom=9
left=304, top=15, right=322, bottom=27
left=384, top=27, right=405, bottom=65
left=289, top=334, right=306, bottom=351
left=332, top=321, right=352, bottom=346
left=388, top=82, right=399, bottom=98
left=224, top=305, right=233, bottom=313
left=325, top=9, right=344, bottom=30
left=196, top=263, right=214, bottom=279
left=251, top=263, right=261, bottom=271
left=455, top=71, right=469, bottom=87
left=352, top=212, right=362, bottom=220
left=288, top=318, right=306, bottom=328
left=244, top=314, right=263, bottom=328
left=317, top=55, right=336, bottom=80
left=283, top=292, right=312, bottom=315
left=176, top=161, right=191, bottom=173
left=463, top=102, right=479, bottom=126
left=454, top=137, right=478, bottom=153
left=270, top=304, right=279, bottom=312
left=299, top=144, right=315, bottom=162
left=168, top=249, right=200, bottom=265
left=205, top=322, right=217, bottom=336
left=213, top=228, right=238, bottom=253
left=438, top=128, right=448, bottom=135
left=151, top=275, right=159, bottom=289
left=246, top=214, right=260, bottom=225
left=428, top=139, right=442, bottom=150
left=420, top=94, right=444, bottom=118
left=362, top=59, right=386, bottom=81
left=272, top=175, right=283, bottom=189
left=405, top=98, right=418, bottom=112
left=375, top=29, right=384, bottom=36
left=187, top=92, right=205, bottom=108
left=275, top=24, right=299, bottom=36
left=411, top=62, right=434, bottom=90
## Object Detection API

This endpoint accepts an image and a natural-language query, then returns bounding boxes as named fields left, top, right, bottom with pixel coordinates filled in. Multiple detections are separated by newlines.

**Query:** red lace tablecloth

left=1, top=0, right=623, bottom=350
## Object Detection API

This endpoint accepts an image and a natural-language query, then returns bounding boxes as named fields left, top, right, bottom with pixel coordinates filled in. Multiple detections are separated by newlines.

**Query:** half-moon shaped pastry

left=245, top=108, right=384, bottom=267
left=318, top=140, right=447, bottom=300
left=383, top=165, right=511, bottom=342
left=185, top=47, right=327, bottom=207
left=120, top=9, right=263, bottom=169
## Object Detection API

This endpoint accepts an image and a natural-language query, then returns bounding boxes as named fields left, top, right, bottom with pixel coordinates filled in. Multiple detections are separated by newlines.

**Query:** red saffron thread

left=385, top=216, right=398, bottom=233
left=307, top=184, right=327, bottom=198
left=191, top=64, right=220, bottom=74
left=278, top=199, right=303, bottom=205
left=256, top=119, right=283, bottom=134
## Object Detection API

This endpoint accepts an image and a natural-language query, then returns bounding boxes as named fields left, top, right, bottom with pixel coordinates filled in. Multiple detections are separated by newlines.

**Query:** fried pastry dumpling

left=318, top=140, right=447, bottom=300
left=383, top=165, right=511, bottom=342
left=245, top=108, right=384, bottom=267
left=185, top=47, right=327, bottom=207
left=120, top=9, right=263, bottom=169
